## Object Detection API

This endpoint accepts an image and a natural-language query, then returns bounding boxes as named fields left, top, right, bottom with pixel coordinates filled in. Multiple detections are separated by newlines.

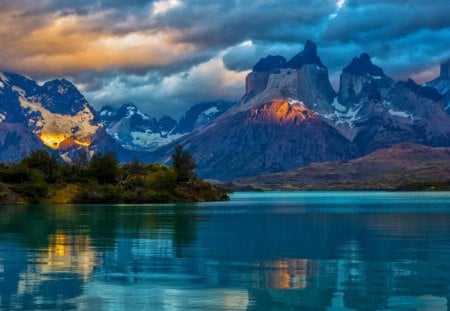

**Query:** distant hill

left=230, top=144, right=450, bottom=190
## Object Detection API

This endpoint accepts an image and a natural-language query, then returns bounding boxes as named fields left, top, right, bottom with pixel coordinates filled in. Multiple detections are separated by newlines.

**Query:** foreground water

left=1, top=192, right=450, bottom=310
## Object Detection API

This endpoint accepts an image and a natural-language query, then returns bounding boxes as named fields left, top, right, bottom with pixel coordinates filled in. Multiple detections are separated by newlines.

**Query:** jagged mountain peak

left=251, top=40, right=324, bottom=73
left=43, top=78, right=79, bottom=95
left=343, top=53, right=385, bottom=77
left=100, top=105, right=115, bottom=113
left=0, top=72, right=39, bottom=93
left=286, top=40, right=325, bottom=69
left=253, top=55, right=287, bottom=72
left=245, top=40, right=335, bottom=111
left=117, top=103, right=140, bottom=117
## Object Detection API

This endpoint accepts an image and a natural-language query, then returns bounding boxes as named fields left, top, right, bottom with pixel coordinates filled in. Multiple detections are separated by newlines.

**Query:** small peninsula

left=0, top=146, right=229, bottom=204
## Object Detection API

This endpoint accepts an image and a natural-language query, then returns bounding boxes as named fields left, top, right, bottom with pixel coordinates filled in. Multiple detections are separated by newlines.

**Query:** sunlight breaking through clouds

left=152, top=0, right=182, bottom=16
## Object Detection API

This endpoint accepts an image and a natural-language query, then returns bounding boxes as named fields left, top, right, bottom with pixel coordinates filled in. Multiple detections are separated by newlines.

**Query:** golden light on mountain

left=248, top=100, right=315, bottom=124
left=39, top=133, right=93, bottom=149
left=39, top=133, right=69, bottom=149
left=18, top=96, right=99, bottom=150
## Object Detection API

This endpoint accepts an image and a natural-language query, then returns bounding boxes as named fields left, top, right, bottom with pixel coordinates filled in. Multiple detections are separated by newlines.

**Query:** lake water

left=1, top=191, right=450, bottom=310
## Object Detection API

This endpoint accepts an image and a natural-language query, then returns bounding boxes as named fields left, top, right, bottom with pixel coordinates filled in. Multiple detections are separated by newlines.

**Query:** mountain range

left=98, top=100, right=233, bottom=151
left=0, top=71, right=233, bottom=161
left=0, top=41, right=449, bottom=182
left=149, top=41, right=450, bottom=180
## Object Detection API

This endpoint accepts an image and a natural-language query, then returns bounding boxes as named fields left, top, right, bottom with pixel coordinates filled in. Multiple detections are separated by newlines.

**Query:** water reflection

left=0, top=192, right=449, bottom=310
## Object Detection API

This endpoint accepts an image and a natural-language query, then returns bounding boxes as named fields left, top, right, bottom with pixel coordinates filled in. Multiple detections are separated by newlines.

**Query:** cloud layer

left=0, top=0, right=449, bottom=117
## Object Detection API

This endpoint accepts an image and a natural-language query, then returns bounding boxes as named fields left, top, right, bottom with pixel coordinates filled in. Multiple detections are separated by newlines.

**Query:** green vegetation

left=0, top=145, right=229, bottom=204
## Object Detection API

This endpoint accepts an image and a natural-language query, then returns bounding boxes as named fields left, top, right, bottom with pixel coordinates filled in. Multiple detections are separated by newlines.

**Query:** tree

left=72, top=150, right=89, bottom=174
left=172, top=145, right=196, bottom=183
left=21, top=149, right=60, bottom=183
left=122, top=156, right=144, bottom=175
left=88, top=152, right=119, bottom=184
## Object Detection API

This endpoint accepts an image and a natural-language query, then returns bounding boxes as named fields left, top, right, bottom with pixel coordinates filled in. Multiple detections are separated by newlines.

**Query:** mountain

left=156, top=99, right=357, bottom=180
left=0, top=71, right=234, bottom=160
left=0, top=72, right=134, bottom=161
left=99, top=103, right=179, bottom=151
left=338, top=53, right=392, bottom=109
left=426, top=59, right=450, bottom=115
left=245, top=40, right=336, bottom=115
left=0, top=122, right=47, bottom=162
left=1, top=44, right=449, bottom=178
left=149, top=42, right=450, bottom=180
left=231, top=144, right=450, bottom=190
left=99, top=100, right=234, bottom=151
left=330, top=54, right=450, bottom=154
left=173, top=100, right=235, bottom=134
left=149, top=41, right=358, bottom=179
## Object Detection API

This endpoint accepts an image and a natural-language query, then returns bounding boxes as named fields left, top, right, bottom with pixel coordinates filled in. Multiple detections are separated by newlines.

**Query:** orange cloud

left=0, top=9, right=198, bottom=77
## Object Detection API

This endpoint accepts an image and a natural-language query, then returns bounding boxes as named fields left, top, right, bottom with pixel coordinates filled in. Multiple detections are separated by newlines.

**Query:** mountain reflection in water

left=0, top=192, right=450, bottom=310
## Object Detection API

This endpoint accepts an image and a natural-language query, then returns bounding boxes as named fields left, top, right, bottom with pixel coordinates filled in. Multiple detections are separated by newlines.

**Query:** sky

left=0, top=0, right=449, bottom=118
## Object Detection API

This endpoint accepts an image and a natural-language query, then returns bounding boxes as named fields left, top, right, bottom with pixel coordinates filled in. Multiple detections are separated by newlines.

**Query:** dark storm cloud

left=155, top=0, right=336, bottom=47
left=323, top=0, right=450, bottom=43
left=0, top=0, right=449, bottom=117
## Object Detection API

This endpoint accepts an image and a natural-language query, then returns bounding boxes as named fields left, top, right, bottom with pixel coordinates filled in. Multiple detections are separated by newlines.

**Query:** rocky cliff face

left=242, top=41, right=335, bottom=115
left=319, top=54, right=450, bottom=154
left=426, top=59, right=450, bottom=115
left=338, top=53, right=393, bottom=109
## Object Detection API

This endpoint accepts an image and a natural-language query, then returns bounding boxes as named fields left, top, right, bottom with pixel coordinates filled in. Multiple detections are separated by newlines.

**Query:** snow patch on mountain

left=124, top=104, right=150, bottom=120
left=130, top=131, right=183, bottom=151
left=99, top=103, right=180, bottom=151
left=0, top=73, right=8, bottom=83
left=100, top=109, right=114, bottom=117
left=202, top=106, right=219, bottom=116
left=12, top=86, right=26, bottom=97
left=19, top=96, right=100, bottom=149
left=287, top=98, right=305, bottom=107
left=388, top=109, right=414, bottom=120
left=319, top=100, right=363, bottom=128
left=331, top=97, right=346, bottom=112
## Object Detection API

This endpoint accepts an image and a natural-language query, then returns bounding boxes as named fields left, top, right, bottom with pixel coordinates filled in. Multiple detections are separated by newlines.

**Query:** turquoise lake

left=1, top=191, right=450, bottom=310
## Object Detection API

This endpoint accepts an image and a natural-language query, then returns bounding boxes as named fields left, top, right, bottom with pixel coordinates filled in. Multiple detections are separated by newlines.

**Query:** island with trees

left=0, top=145, right=229, bottom=204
